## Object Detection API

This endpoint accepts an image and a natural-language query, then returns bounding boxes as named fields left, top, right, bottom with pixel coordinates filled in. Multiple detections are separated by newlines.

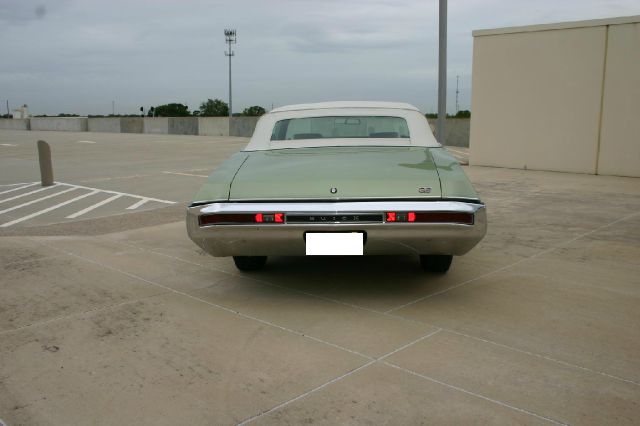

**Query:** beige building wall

left=598, top=22, right=640, bottom=177
left=470, top=16, right=640, bottom=177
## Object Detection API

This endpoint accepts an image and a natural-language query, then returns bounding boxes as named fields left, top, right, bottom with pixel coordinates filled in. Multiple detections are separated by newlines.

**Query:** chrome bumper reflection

left=186, top=201, right=487, bottom=256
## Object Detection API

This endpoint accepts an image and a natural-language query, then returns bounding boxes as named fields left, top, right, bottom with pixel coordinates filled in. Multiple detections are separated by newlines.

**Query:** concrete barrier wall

left=31, top=117, right=88, bottom=132
left=0, top=119, right=30, bottom=130
left=230, top=117, right=259, bottom=137
left=121, top=118, right=143, bottom=133
left=198, top=117, right=229, bottom=136
left=143, top=117, right=169, bottom=134
left=88, top=118, right=121, bottom=133
left=1, top=116, right=471, bottom=148
left=427, top=118, right=469, bottom=147
left=169, top=117, right=198, bottom=135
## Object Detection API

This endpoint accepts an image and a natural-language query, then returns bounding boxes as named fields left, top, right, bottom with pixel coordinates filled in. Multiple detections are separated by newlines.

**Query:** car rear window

left=270, top=116, right=410, bottom=141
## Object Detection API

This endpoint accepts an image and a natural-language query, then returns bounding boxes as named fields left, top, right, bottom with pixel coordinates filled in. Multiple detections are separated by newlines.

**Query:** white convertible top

left=244, top=101, right=440, bottom=151
left=270, top=101, right=420, bottom=113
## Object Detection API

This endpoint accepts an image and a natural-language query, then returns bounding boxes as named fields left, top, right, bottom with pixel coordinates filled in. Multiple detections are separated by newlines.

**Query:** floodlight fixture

left=224, top=29, right=236, bottom=117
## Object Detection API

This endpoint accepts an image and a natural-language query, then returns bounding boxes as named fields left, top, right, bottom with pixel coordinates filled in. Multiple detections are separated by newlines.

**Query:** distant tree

left=57, top=113, right=80, bottom=117
left=199, top=98, right=229, bottom=117
left=149, top=103, right=190, bottom=117
left=242, top=105, right=266, bottom=116
left=425, top=111, right=471, bottom=119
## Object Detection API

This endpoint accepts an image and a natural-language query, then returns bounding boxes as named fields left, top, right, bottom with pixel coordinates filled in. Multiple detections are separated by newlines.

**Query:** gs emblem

left=418, top=187, right=432, bottom=193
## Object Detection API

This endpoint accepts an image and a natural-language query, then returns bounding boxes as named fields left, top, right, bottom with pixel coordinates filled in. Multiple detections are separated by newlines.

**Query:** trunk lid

left=229, top=146, right=441, bottom=200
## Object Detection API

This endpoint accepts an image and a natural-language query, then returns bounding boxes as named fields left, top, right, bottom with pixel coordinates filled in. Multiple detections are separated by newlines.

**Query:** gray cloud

left=1, top=0, right=638, bottom=115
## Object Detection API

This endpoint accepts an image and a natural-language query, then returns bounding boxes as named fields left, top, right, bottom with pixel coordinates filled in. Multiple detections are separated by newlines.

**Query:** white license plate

left=306, top=232, right=363, bottom=256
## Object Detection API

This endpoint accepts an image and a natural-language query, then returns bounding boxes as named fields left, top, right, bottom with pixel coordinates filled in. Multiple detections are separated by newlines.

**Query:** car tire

left=233, top=256, right=267, bottom=272
left=419, top=255, right=453, bottom=273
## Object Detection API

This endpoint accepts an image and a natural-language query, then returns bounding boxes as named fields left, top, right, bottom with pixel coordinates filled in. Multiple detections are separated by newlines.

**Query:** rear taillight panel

left=200, top=210, right=474, bottom=226
left=385, top=211, right=474, bottom=225
left=199, top=212, right=285, bottom=226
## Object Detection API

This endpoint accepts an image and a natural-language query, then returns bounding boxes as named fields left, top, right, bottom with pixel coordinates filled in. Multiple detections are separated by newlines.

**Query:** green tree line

left=425, top=110, right=471, bottom=119
left=146, top=99, right=266, bottom=117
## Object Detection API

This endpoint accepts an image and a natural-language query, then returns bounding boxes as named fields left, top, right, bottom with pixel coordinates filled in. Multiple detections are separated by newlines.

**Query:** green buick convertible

left=187, top=101, right=486, bottom=272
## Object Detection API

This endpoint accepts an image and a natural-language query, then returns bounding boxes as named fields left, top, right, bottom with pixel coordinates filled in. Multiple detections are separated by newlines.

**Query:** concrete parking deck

left=1, top=130, right=639, bottom=425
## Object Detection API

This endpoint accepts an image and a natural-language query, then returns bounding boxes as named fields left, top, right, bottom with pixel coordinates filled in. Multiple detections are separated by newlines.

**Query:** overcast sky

left=1, top=0, right=638, bottom=116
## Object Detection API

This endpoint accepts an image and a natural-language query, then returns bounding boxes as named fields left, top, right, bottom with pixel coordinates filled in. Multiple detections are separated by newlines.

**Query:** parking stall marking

left=0, top=182, right=176, bottom=228
left=66, top=194, right=123, bottom=219
left=0, top=185, right=59, bottom=204
left=126, top=198, right=150, bottom=210
left=0, top=182, right=38, bottom=195
left=1, top=190, right=101, bottom=227
left=0, top=187, right=78, bottom=215
left=60, top=182, right=175, bottom=205
left=0, top=182, right=35, bottom=187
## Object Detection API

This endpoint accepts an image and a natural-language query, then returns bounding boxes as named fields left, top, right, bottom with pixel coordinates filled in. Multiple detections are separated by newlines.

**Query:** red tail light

left=199, top=213, right=256, bottom=226
left=199, top=212, right=286, bottom=226
left=385, top=211, right=473, bottom=225
left=414, top=212, right=474, bottom=225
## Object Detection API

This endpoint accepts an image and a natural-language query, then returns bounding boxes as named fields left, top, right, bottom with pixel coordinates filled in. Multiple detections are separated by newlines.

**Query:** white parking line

left=162, top=171, right=208, bottom=178
left=0, top=143, right=17, bottom=147
left=59, top=183, right=175, bottom=204
left=0, top=185, right=57, bottom=204
left=0, top=187, right=78, bottom=215
left=126, top=198, right=149, bottom=210
left=0, top=182, right=35, bottom=187
left=77, top=140, right=96, bottom=144
left=0, top=181, right=176, bottom=227
left=66, top=194, right=122, bottom=219
left=0, top=183, right=38, bottom=196
left=0, top=190, right=100, bottom=228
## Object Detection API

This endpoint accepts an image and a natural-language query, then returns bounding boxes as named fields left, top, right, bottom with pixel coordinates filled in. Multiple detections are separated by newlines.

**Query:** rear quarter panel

left=429, top=148, right=480, bottom=200
left=192, top=152, right=249, bottom=203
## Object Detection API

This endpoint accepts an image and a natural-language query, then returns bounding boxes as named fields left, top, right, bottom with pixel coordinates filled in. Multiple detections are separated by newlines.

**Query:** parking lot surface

left=1, top=130, right=639, bottom=425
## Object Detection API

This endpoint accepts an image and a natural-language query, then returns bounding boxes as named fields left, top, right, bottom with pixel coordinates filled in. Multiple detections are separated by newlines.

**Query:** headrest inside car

left=293, top=133, right=323, bottom=139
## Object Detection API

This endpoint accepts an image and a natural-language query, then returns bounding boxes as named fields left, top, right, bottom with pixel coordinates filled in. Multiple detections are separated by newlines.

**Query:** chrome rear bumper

left=186, top=200, right=487, bottom=256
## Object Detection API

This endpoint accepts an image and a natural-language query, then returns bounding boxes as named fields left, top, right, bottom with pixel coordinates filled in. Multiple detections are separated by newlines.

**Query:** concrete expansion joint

left=97, top=231, right=640, bottom=389
left=12, top=207, right=640, bottom=425
left=384, top=208, right=640, bottom=314
left=381, top=362, right=569, bottom=426
left=18, top=236, right=564, bottom=425
left=237, top=330, right=443, bottom=425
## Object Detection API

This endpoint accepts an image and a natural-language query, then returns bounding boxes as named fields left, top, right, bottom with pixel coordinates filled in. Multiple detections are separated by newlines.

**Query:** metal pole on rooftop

left=224, top=29, right=236, bottom=118
left=437, top=0, right=447, bottom=145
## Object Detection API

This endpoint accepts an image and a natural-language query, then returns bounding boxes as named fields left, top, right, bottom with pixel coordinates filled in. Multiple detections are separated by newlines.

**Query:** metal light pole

left=224, top=29, right=236, bottom=117
left=455, top=75, right=459, bottom=114
left=437, top=0, right=447, bottom=144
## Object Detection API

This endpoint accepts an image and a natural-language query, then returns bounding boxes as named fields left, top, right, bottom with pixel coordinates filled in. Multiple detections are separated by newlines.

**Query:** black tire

left=233, top=256, right=267, bottom=271
left=419, top=255, right=453, bottom=273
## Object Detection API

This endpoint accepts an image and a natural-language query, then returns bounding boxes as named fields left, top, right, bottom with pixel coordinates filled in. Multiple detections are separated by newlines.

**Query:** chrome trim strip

left=195, top=200, right=484, bottom=215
